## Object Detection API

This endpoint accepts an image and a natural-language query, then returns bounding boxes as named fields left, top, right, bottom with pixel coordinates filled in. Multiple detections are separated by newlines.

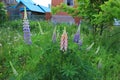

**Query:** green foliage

left=77, top=0, right=120, bottom=35
left=0, top=2, right=7, bottom=24
left=94, top=0, right=120, bottom=27
left=94, top=0, right=120, bottom=25
left=77, top=0, right=108, bottom=22
left=52, top=3, right=78, bottom=17
left=0, top=20, right=120, bottom=80
left=52, top=0, right=120, bottom=35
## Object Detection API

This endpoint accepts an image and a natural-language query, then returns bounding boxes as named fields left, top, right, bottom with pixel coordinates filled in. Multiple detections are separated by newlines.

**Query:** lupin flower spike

left=73, top=24, right=82, bottom=46
left=24, top=6, right=27, bottom=20
left=98, top=59, right=102, bottom=69
left=95, top=46, right=100, bottom=54
left=23, top=7, right=32, bottom=44
left=52, top=26, right=57, bottom=43
left=60, top=27, right=68, bottom=51
left=86, top=42, right=94, bottom=51
left=9, top=61, right=18, bottom=76
left=38, top=22, right=43, bottom=34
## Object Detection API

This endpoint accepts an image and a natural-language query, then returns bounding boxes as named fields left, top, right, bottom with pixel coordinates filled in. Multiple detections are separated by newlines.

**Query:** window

left=66, top=0, right=74, bottom=6
left=9, top=0, right=14, bottom=3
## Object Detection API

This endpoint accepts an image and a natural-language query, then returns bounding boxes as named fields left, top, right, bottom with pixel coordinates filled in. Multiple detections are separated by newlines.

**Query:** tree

left=77, top=0, right=120, bottom=35
left=91, top=0, right=120, bottom=35
left=52, top=0, right=120, bottom=35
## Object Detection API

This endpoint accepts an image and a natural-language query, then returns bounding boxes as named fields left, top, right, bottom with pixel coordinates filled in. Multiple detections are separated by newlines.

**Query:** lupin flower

left=0, top=43, right=2, bottom=47
left=52, top=27, right=57, bottom=43
left=98, top=59, right=102, bottom=69
left=95, top=46, right=100, bottom=54
left=9, top=61, right=18, bottom=76
left=78, top=39, right=82, bottom=46
left=23, top=7, right=32, bottom=44
left=73, top=24, right=82, bottom=46
left=73, top=32, right=80, bottom=43
left=60, top=27, right=68, bottom=51
left=86, top=42, right=94, bottom=51
left=38, top=22, right=43, bottom=34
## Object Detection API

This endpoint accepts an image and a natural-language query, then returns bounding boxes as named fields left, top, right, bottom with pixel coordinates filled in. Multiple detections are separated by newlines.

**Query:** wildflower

left=52, top=27, right=57, bottom=43
left=7, top=43, right=12, bottom=45
left=7, top=27, right=10, bottom=30
left=60, top=27, right=68, bottom=51
left=9, top=61, right=18, bottom=76
left=95, top=46, right=100, bottom=54
left=38, top=22, right=43, bottom=34
left=24, top=6, right=27, bottom=20
left=86, top=42, right=94, bottom=51
left=23, top=7, right=32, bottom=44
left=14, top=36, right=19, bottom=42
left=73, top=24, right=82, bottom=46
left=73, top=24, right=81, bottom=43
left=73, top=32, right=80, bottom=43
left=78, top=39, right=82, bottom=46
left=0, top=43, right=2, bottom=47
left=98, top=59, right=102, bottom=69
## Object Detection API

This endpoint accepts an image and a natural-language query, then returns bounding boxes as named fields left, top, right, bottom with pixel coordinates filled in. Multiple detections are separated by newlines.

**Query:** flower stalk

left=52, top=27, right=57, bottom=43
left=23, top=7, right=32, bottom=44
left=60, top=27, right=68, bottom=51
left=73, top=24, right=82, bottom=47
left=9, top=61, right=18, bottom=76
left=38, top=22, right=44, bottom=34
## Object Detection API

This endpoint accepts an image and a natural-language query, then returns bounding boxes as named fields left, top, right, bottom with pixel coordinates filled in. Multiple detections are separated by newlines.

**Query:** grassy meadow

left=0, top=20, right=120, bottom=80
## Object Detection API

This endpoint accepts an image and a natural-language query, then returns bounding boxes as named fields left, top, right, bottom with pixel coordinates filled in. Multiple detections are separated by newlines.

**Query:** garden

left=0, top=0, right=120, bottom=80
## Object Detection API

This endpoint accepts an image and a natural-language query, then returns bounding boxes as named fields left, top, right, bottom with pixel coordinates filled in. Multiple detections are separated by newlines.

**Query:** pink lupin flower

left=60, top=27, right=68, bottom=51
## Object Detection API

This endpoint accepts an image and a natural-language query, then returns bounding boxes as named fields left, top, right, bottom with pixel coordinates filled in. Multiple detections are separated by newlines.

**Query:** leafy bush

left=0, top=2, right=7, bottom=24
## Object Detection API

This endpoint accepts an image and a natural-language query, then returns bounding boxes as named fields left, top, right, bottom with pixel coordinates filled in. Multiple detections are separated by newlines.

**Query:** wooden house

left=1, top=0, right=51, bottom=20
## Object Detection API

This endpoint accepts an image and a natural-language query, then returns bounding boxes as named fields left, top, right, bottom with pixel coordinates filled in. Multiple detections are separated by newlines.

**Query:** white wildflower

left=14, top=36, right=19, bottom=42
left=7, top=43, right=12, bottom=45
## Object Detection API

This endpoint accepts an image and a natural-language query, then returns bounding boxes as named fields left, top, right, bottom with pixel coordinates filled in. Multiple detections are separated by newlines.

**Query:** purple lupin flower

left=52, top=27, right=57, bottom=43
left=73, top=31, right=80, bottom=43
left=73, top=24, right=80, bottom=43
left=23, top=7, right=32, bottom=44
left=73, top=24, right=82, bottom=46
left=78, top=39, right=82, bottom=46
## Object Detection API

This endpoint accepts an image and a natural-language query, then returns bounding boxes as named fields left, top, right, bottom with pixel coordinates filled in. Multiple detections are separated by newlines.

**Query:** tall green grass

left=0, top=20, right=120, bottom=80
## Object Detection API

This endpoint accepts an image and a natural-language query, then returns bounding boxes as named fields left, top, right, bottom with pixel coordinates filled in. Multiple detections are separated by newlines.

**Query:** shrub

left=0, top=2, right=7, bottom=24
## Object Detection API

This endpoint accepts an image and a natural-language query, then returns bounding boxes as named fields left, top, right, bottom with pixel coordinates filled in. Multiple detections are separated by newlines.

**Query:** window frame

left=65, top=0, right=74, bottom=6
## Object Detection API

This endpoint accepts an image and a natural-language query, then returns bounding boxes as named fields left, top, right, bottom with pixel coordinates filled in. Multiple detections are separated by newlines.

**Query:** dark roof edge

left=37, top=5, right=46, bottom=13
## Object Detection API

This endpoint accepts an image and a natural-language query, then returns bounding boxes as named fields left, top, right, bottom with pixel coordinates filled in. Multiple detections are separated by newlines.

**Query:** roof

left=16, top=0, right=51, bottom=13
left=38, top=5, right=51, bottom=12
left=16, top=0, right=34, bottom=3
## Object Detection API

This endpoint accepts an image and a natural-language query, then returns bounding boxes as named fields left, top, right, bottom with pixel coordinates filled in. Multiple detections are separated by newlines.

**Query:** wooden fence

left=8, top=15, right=45, bottom=21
